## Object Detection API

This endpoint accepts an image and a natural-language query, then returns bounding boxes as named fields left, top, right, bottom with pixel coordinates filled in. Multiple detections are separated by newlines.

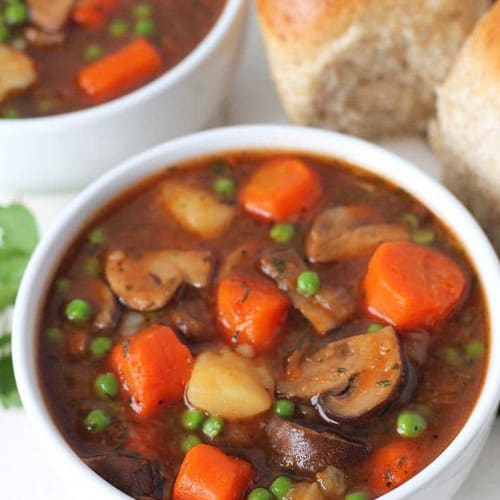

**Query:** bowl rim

left=0, top=0, right=244, bottom=129
left=13, top=125, right=500, bottom=499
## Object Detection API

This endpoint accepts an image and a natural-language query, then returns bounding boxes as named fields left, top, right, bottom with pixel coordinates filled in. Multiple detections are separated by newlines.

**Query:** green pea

left=47, top=327, right=62, bottom=344
left=65, top=299, right=92, bottom=322
left=2, top=108, right=20, bottom=119
left=412, top=229, right=435, bottom=245
left=464, top=340, right=485, bottom=360
left=36, top=99, right=55, bottom=115
left=84, top=44, right=103, bottom=62
left=133, top=3, right=152, bottom=18
left=84, top=256, right=101, bottom=276
left=4, top=3, right=28, bottom=25
left=345, top=492, right=369, bottom=500
left=134, top=18, right=154, bottom=36
left=296, top=271, right=320, bottom=297
left=440, top=347, right=462, bottom=367
left=270, top=476, right=293, bottom=499
left=269, top=223, right=295, bottom=244
left=273, top=399, right=295, bottom=419
left=202, top=416, right=224, bottom=439
left=88, top=228, right=106, bottom=245
left=213, top=177, right=235, bottom=197
left=95, top=373, right=118, bottom=399
left=401, top=213, right=419, bottom=229
left=181, top=434, right=201, bottom=453
left=108, top=19, right=129, bottom=37
left=84, top=409, right=111, bottom=433
left=90, top=337, right=112, bottom=358
left=182, top=408, right=206, bottom=431
left=247, top=488, right=274, bottom=500
left=367, top=323, right=384, bottom=333
left=397, top=410, right=427, bottom=438
left=56, top=277, right=71, bottom=294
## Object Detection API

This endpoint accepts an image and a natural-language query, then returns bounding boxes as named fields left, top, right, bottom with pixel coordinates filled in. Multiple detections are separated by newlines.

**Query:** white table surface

left=1, top=7, right=499, bottom=499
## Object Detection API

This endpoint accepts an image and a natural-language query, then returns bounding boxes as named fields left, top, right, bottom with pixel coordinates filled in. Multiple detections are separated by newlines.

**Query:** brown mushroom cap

left=278, top=327, right=404, bottom=420
left=305, top=205, right=409, bottom=263
left=266, top=416, right=370, bottom=474
left=105, top=249, right=212, bottom=312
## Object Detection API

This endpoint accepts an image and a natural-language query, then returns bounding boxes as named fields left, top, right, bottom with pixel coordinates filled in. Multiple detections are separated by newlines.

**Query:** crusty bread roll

left=429, top=2, right=500, bottom=254
left=256, top=0, right=489, bottom=139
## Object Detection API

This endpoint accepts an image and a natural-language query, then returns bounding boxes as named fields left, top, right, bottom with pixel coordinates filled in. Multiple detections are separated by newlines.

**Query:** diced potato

left=315, top=466, right=346, bottom=498
left=286, top=482, right=324, bottom=500
left=0, top=46, right=37, bottom=104
left=187, top=349, right=274, bottom=419
left=160, top=181, right=235, bottom=239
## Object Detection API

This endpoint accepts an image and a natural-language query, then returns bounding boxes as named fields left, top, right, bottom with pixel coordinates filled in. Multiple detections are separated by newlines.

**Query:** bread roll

left=430, top=2, right=500, bottom=254
left=256, top=0, right=489, bottom=139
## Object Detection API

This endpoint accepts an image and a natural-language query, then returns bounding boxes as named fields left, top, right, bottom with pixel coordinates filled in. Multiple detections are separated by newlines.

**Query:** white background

left=1, top=6, right=499, bottom=499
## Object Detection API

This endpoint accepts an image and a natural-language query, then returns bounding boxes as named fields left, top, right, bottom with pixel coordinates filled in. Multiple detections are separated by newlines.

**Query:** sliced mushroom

left=105, top=250, right=183, bottom=311
left=260, top=250, right=355, bottom=334
left=0, top=45, right=37, bottom=104
left=160, top=181, right=235, bottom=239
left=25, top=27, right=65, bottom=47
left=305, top=205, right=409, bottom=262
left=105, top=249, right=213, bottom=312
left=84, top=454, right=163, bottom=500
left=28, top=0, right=74, bottom=32
left=167, top=310, right=216, bottom=342
left=218, top=241, right=262, bottom=278
left=92, top=280, right=119, bottom=329
left=278, top=327, right=405, bottom=420
left=161, top=250, right=212, bottom=287
left=266, top=416, right=369, bottom=474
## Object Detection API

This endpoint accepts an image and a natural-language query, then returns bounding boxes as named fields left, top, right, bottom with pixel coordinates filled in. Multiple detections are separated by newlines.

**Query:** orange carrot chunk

left=110, top=324, right=193, bottom=419
left=77, top=38, right=163, bottom=100
left=239, top=158, right=323, bottom=221
left=217, top=274, right=290, bottom=354
left=366, top=440, right=421, bottom=495
left=72, top=0, right=117, bottom=28
left=364, top=241, right=467, bottom=330
left=173, top=444, right=253, bottom=500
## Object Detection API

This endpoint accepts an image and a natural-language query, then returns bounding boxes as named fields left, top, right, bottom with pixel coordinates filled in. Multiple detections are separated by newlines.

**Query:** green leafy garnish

left=0, top=203, right=39, bottom=409
left=0, top=203, right=38, bottom=254
left=0, top=203, right=39, bottom=310
left=0, top=333, right=21, bottom=409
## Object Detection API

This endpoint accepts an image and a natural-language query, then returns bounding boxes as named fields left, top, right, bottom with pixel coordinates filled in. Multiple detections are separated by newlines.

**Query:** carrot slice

left=239, top=158, right=323, bottom=221
left=110, top=324, right=193, bottom=419
left=366, top=440, right=421, bottom=494
left=217, top=274, right=289, bottom=354
left=363, top=241, right=467, bottom=330
left=77, top=38, right=163, bottom=100
left=173, top=444, right=253, bottom=500
left=72, top=0, right=117, bottom=28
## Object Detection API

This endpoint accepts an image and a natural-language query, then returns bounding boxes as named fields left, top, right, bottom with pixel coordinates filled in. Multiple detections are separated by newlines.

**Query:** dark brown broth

left=38, top=152, right=488, bottom=498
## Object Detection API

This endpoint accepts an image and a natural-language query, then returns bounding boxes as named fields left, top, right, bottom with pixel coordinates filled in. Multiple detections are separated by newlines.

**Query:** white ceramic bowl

left=0, top=0, right=247, bottom=193
left=13, top=126, right=500, bottom=499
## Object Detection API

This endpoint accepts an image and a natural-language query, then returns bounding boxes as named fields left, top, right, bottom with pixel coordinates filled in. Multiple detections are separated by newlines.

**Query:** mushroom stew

left=0, top=0, right=225, bottom=118
left=37, top=152, right=488, bottom=500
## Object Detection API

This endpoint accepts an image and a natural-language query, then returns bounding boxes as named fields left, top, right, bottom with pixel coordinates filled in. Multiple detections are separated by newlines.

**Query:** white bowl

left=13, top=125, right=500, bottom=499
left=0, top=0, right=247, bottom=193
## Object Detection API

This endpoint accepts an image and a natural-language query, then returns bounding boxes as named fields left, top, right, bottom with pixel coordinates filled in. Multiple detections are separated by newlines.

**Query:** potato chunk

left=160, top=181, right=235, bottom=239
left=187, top=349, right=274, bottom=419
left=0, top=46, right=37, bottom=104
